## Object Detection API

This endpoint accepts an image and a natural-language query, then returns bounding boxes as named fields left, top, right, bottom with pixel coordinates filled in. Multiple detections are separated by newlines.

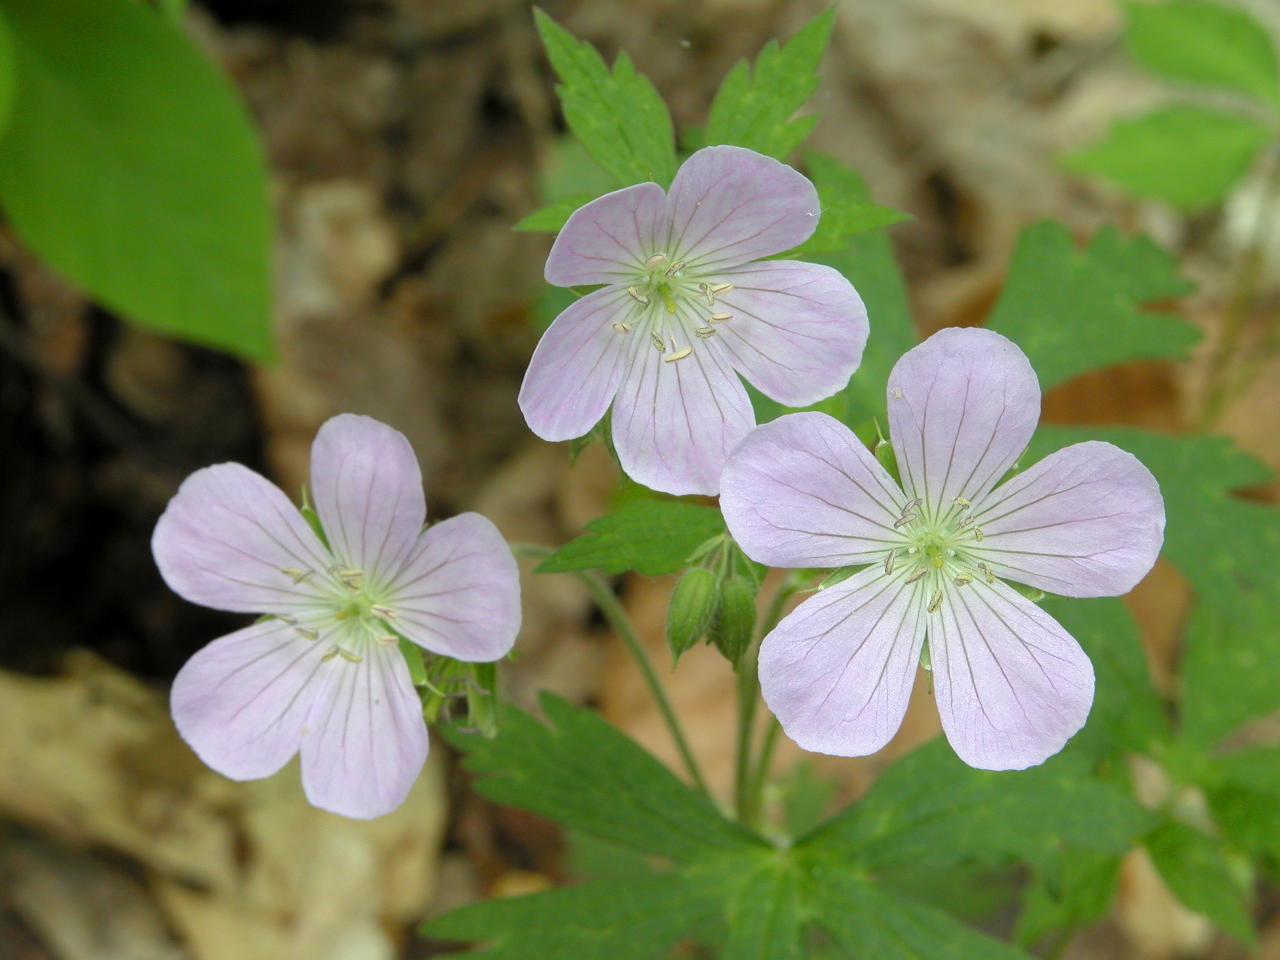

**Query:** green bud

left=667, top=566, right=720, bottom=660
left=466, top=661, right=499, bottom=738
left=711, top=575, right=757, bottom=666
left=874, top=437, right=899, bottom=484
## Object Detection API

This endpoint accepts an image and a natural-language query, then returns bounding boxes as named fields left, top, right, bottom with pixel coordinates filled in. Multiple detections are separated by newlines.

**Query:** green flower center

left=612, top=251, right=736, bottom=362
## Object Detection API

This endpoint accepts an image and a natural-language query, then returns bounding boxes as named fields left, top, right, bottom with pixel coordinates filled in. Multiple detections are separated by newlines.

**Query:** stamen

left=698, top=281, right=715, bottom=306
left=370, top=604, right=397, bottom=620
left=278, top=614, right=299, bottom=626
left=294, top=626, right=320, bottom=641
left=644, top=253, right=668, bottom=269
left=334, top=567, right=364, bottom=590
left=694, top=326, right=717, bottom=338
left=709, top=312, right=732, bottom=323
left=927, top=589, right=943, bottom=613
left=650, top=332, right=666, bottom=352
left=337, top=648, right=363, bottom=664
left=953, top=573, right=973, bottom=586
left=664, top=346, right=693, bottom=363
left=902, top=497, right=921, bottom=514
left=953, top=497, right=971, bottom=510
left=973, top=527, right=985, bottom=542
left=664, top=261, right=686, bottom=278
left=281, top=567, right=314, bottom=584
left=978, top=561, right=995, bottom=584
left=884, top=548, right=896, bottom=575
left=626, top=286, right=649, bottom=305
left=904, top=568, right=927, bottom=584
left=377, top=635, right=399, bottom=647
left=710, top=282, right=733, bottom=295
left=893, top=513, right=916, bottom=529
left=956, top=516, right=974, bottom=529
left=612, top=321, right=631, bottom=333
left=321, top=646, right=340, bottom=662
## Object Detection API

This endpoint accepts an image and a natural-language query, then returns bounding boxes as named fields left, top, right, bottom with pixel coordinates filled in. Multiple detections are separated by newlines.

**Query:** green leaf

left=422, top=873, right=721, bottom=959
left=1065, top=105, right=1269, bottom=209
left=514, top=193, right=595, bottom=232
left=444, top=693, right=761, bottom=863
left=703, top=7, right=835, bottom=159
left=987, top=223, right=1197, bottom=389
left=1145, top=818, right=1255, bottom=943
left=1015, top=849, right=1122, bottom=949
left=1208, top=747, right=1280, bottom=864
left=811, top=870, right=1032, bottom=960
left=0, top=8, right=15, bottom=141
left=533, top=8, right=676, bottom=187
left=0, top=0, right=273, bottom=360
left=537, top=498, right=727, bottom=576
left=721, top=856, right=803, bottom=960
left=779, top=153, right=910, bottom=257
left=806, top=739, right=1152, bottom=871
left=1123, top=0, right=1280, bottom=107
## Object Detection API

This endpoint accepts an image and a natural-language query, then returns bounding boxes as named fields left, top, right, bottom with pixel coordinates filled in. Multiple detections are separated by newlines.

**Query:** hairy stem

left=512, top=544, right=711, bottom=797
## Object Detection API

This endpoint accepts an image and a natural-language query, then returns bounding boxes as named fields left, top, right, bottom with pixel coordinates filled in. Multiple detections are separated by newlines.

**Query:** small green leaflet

left=533, top=8, right=676, bottom=187
left=1064, top=105, right=1270, bottom=209
left=1207, top=746, right=1280, bottom=865
left=1014, top=849, right=1122, bottom=949
left=0, top=0, right=273, bottom=361
left=513, top=193, right=595, bottom=233
left=721, top=856, right=803, bottom=960
left=779, top=153, right=910, bottom=257
left=537, top=498, right=726, bottom=576
left=1122, top=0, right=1280, bottom=108
left=987, top=223, right=1198, bottom=389
left=703, top=7, right=835, bottom=159
left=1145, top=818, right=1255, bottom=943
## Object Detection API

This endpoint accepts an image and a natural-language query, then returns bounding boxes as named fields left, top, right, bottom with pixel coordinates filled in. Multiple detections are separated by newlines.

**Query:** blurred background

left=1, top=0, right=1278, bottom=958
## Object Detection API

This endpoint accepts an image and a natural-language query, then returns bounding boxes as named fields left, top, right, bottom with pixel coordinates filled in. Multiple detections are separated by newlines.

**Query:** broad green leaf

left=0, top=0, right=273, bottom=360
left=779, top=153, right=910, bottom=257
left=1123, top=0, right=1280, bottom=107
left=1065, top=105, right=1269, bottom=209
left=704, top=7, right=835, bottom=159
left=1015, top=849, right=1122, bottom=949
left=514, top=193, right=595, bottom=232
left=533, top=9, right=676, bottom=187
left=987, top=223, right=1197, bottom=389
left=1145, top=819, right=1255, bottom=943
left=1042, top=597, right=1168, bottom=755
left=1208, top=747, right=1280, bottom=864
left=537, top=498, right=727, bottom=576
left=1026, top=427, right=1280, bottom=747
left=805, top=738, right=1152, bottom=871
left=444, top=693, right=761, bottom=863
left=811, top=870, right=1032, bottom=960
left=722, top=856, right=803, bottom=960
left=422, top=873, right=721, bottom=959
left=0, top=9, right=14, bottom=140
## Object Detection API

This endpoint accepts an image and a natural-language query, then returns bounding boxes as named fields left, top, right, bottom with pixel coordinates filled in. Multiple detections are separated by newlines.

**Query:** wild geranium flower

left=519, top=144, right=868, bottom=496
left=720, top=328, right=1165, bottom=770
left=152, top=414, right=520, bottom=818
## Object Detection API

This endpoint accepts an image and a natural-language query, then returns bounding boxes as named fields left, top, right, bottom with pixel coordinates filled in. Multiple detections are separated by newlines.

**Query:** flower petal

left=152, top=462, right=332, bottom=614
left=388, top=513, right=521, bottom=662
left=712, top=260, right=868, bottom=407
left=668, top=145, right=819, bottom=271
left=545, top=182, right=668, bottom=286
left=519, top=286, right=638, bottom=442
left=610, top=331, right=755, bottom=496
left=929, top=579, right=1094, bottom=770
left=171, top=618, right=333, bottom=780
left=972, top=441, right=1165, bottom=598
left=721, top=412, right=907, bottom=568
left=310, top=414, right=425, bottom=585
left=300, top=640, right=429, bottom=819
left=887, top=327, right=1041, bottom=510
left=759, top=566, right=927, bottom=757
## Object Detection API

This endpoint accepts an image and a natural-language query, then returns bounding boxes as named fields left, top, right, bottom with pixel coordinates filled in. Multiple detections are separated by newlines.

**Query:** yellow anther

left=904, top=568, right=927, bottom=584
left=295, top=626, right=320, bottom=641
left=626, top=286, right=649, bottom=305
left=953, top=497, right=971, bottom=510
left=664, top=261, right=686, bottom=277
left=337, top=648, right=363, bottom=664
left=927, top=589, right=943, bottom=613
left=370, top=604, right=397, bottom=620
left=709, top=312, right=732, bottom=323
left=612, top=321, right=631, bottom=333
left=884, top=548, right=896, bottom=575
left=957, top=516, right=974, bottom=529
left=644, top=253, right=668, bottom=269
left=650, top=332, right=666, bottom=352
left=710, top=282, right=733, bottom=294
left=321, top=646, right=340, bottom=662
left=377, top=635, right=399, bottom=647
left=279, top=614, right=299, bottom=626
left=893, top=514, right=916, bottom=529
left=953, top=574, right=973, bottom=586
left=281, top=567, right=314, bottom=584
left=978, top=561, right=995, bottom=584
left=335, top=568, right=364, bottom=590
left=902, top=497, right=921, bottom=513
left=664, top=346, right=693, bottom=363
left=973, top=527, right=985, bottom=542
left=694, top=326, right=717, bottom=338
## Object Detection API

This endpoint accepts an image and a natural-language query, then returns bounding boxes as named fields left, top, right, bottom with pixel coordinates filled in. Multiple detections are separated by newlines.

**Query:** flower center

left=883, top=497, right=992, bottom=613
left=615, top=251, right=735, bottom=363
left=278, top=561, right=400, bottom=663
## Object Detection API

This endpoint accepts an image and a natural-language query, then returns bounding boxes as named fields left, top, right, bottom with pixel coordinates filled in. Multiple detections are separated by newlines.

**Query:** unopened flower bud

left=710, top=575, right=756, bottom=666
left=667, top=567, right=720, bottom=660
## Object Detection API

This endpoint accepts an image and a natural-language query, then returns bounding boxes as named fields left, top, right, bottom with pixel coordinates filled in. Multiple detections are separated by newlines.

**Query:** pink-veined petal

left=712, top=260, right=868, bottom=407
left=667, top=145, right=819, bottom=271
left=760, top=566, right=927, bottom=758
left=721, top=412, right=907, bottom=569
left=929, top=579, right=1094, bottom=771
left=545, top=182, right=668, bottom=286
left=519, top=286, right=638, bottom=442
left=972, top=441, right=1165, bottom=598
left=171, top=618, right=334, bottom=781
left=310, top=414, right=426, bottom=585
left=388, top=513, right=521, bottom=662
left=300, top=640, right=429, bottom=819
left=610, top=328, right=755, bottom=496
left=887, top=327, right=1041, bottom=512
left=152, top=462, right=333, bottom=614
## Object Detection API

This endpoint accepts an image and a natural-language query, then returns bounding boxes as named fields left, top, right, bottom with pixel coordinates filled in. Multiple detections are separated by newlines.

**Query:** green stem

left=512, top=543, right=711, bottom=797
left=1198, top=146, right=1280, bottom=430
